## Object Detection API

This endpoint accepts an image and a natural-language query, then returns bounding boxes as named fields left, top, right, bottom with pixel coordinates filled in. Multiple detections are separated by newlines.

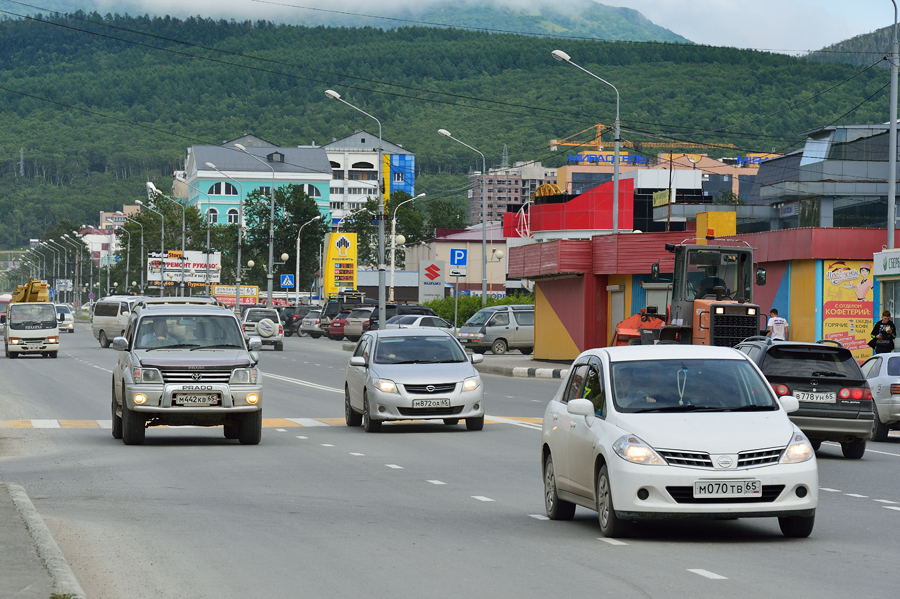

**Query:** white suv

left=241, top=308, right=284, bottom=351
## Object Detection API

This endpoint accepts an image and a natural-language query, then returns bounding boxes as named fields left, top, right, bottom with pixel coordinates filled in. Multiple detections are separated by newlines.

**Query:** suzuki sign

left=418, top=260, right=445, bottom=303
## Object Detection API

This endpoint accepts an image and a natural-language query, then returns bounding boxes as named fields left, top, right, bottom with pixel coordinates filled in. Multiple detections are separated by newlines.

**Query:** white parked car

left=542, top=345, right=817, bottom=538
left=385, top=314, right=457, bottom=336
left=55, top=303, right=75, bottom=333
left=241, top=308, right=284, bottom=351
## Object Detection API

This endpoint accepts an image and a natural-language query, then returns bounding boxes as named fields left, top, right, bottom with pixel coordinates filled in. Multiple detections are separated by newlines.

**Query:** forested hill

left=0, top=12, right=892, bottom=248
left=806, top=24, right=892, bottom=68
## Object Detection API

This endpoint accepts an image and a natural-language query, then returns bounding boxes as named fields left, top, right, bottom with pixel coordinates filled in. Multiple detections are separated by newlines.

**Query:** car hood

left=614, top=411, right=795, bottom=452
left=369, top=361, right=477, bottom=384
left=138, top=349, right=252, bottom=369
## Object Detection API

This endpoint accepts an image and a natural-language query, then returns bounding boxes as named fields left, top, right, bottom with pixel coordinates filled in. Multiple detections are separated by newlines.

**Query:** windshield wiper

left=144, top=343, right=200, bottom=351
left=810, top=371, right=848, bottom=378
left=726, top=404, right=778, bottom=411
left=631, top=405, right=724, bottom=413
left=190, top=344, right=242, bottom=351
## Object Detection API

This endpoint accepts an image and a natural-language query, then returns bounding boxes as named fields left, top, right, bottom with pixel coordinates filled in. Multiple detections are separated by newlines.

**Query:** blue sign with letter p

left=450, top=248, right=467, bottom=267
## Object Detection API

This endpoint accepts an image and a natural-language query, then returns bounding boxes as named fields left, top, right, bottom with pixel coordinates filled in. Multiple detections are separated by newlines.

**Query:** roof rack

left=815, top=339, right=844, bottom=348
left=738, top=335, right=771, bottom=345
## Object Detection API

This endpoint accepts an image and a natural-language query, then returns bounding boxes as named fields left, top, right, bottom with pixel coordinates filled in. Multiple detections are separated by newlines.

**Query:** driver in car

left=139, top=319, right=175, bottom=348
left=696, top=264, right=727, bottom=299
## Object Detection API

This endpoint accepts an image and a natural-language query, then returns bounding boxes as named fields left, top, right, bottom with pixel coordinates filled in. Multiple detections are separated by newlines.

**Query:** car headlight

left=132, top=367, right=163, bottom=384
left=612, top=435, right=667, bottom=466
left=9, top=337, right=22, bottom=345
left=47, top=336, right=59, bottom=344
left=780, top=432, right=814, bottom=464
left=229, top=368, right=259, bottom=385
left=462, top=376, right=481, bottom=392
left=373, top=379, right=398, bottom=394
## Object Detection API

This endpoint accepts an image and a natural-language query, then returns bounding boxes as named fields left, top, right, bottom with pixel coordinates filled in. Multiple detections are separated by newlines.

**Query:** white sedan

left=542, top=345, right=817, bottom=538
left=385, top=314, right=457, bottom=336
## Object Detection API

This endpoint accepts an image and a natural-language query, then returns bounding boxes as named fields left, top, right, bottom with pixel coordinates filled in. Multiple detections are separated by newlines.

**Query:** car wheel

left=473, top=348, right=487, bottom=355
left=873, top=413, right=890, bottom=442
left=520, top=347, right=534, bottom=355
left=345, top=386, right=362, bottom=427
left=111, top=379, right=123, bottom=440
left=841, top=439, right=866, bottom=459
left=465, top=416, right=484, bottom=431
left=810, top=439, right=822, bottom=451
left=310, top=334, right=321, bottom=339
left=99, top=330, right=110, bottom=348
left=284, top=331, right=292, bottom=338
left=778, top=512, right=815, bottom=538
left=363, top=393, right=381, bottom=433
left=49, top=351, right=58, bottom=359
left=7, top=347, right=16, bottom=359
left=275, top=341, right=284, bottom=351
left=544, top=453, right=576, bottom=520
left=224, top=424, right=240, bottom=439
left=238, top=410, right=262, bottom=445
left=121, top=399, right=145, bottom=445
left=491, top=339, right=508, bottom=355
left=443, top=418, right=459, bottom=425
left=596, top=465, right=632, bottom=538
left=347, top=336, right=359, bottom=343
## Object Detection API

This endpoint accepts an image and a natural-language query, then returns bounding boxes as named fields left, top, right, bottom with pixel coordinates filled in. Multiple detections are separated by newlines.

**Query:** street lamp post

left=390, top=192, right=426, bottom=302
left=889, top=0, right=898, bottom=248
left=42, top=242, right=61, bottom=297
left=135, top=199, right=164, bottom=297
left=147, top=183, right=186, bottom=296
left=234, top=143, right=278, bottom=307
left=47, top=239, right=69, bottom=302
left=326, top=89, right=387, bottom=330
left=206, top=163, right=244, bottom=311
left=295, top=215, right=322, bottom=306
left=60, top=235, right=82, bottom=306
left=438, top=129, right=489, bottom=306
left=552, top=49, right=621, bottom=234
left=118, top=228, right=131, bottom=294
left=32, top=247, right=47, bottom=280
left=175, top=176, right=214, bottom=294
left=116, top=214, right=144, bottom=293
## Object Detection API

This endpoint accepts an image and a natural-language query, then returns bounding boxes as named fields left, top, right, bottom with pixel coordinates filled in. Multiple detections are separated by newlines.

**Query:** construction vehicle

left=612, top=240, right=766, bottom=347
left=4, top=279, right=59, bottom=358
left=11, top=278, right=50, bottom=304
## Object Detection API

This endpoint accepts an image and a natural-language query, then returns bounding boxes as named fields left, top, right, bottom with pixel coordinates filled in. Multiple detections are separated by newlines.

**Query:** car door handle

left=551, top=412, right=559, bottom=420
left=569, top=421, right=576, bottom=429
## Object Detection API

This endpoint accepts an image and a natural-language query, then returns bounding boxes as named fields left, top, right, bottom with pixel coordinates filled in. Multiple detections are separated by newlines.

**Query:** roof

left=323, top=130, right=412, bottom=155
left=190, top=145, right=331, bottom=176
left=431, top=223, right=506, bottom=243
left=592, top=344, right=746, bottom=363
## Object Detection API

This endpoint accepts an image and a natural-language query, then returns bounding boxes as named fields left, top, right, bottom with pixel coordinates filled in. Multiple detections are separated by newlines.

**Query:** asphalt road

left=1, top=323, right=899, bottom=598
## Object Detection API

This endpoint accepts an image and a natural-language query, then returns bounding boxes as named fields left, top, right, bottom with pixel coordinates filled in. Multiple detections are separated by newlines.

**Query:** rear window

left=93, top=302, right=120, bottom=317
left=56, top=305, right=71, bottom=315
left=396, top=316, right=418, bottom=325
left=760, top=347, right=863, bottom=379
left=348, top=309, right=372, bottom=319
left=512, top=310, right=534, bottom=326
left=889, top=357, right=900, bottom=377
left=245, top=310, right=278, bottom=323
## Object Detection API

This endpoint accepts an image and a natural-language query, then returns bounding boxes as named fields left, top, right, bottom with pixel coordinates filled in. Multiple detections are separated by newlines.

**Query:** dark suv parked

left=280, top=305, right=314, bottom=337
left=736, top=337, right=873, bottom=458
left=365, top=304, right=436, bottom=331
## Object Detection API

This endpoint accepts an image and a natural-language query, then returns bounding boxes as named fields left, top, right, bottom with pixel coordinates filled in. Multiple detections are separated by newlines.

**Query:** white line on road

left=885, top=506, right=900, bottom=512
left=385, top=464, right=403, bottom=469
left=350, top=452, right=364, bottom=456
left=529, top=514, right=549, bottom=520
left=276, top=428, right=286, bottom=432
left=874, top=499, right=899, bottom=504
left=598, top=537, right=628, bottom=546
left=866, top=449, right=900, bottom=457
left=264, top=373, right=342, bottom=394
left=819, top=488, right=842, bottom=492
left=31, top=420, right=60, bottom=429
left=295, top=436, right=308, bottom=439
left=845, top=494, right=868, bottom=498
left=472, top=496, right=494, bottom=502
left=96, top=420, right=112, bottom=429
left=287, top=418, right=331, bottom=427
left=485, top=415, right=542, bottom=430
left=321, top=444, right=334, bottom=447
left=688, top=569, right=728, bottom=580
left=427, top=480, right=446, bottom=485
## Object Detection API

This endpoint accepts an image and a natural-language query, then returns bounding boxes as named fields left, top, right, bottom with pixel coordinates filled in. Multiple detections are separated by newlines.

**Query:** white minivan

left=4, top=302, right=60, bottom=358
left=92, top=296, right=141, bottom=348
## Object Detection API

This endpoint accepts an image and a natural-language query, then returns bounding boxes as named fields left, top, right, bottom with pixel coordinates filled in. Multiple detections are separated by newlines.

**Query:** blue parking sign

left=280, top=274, right=294, bottom=288
left=450, top=248, right=467, bottom=267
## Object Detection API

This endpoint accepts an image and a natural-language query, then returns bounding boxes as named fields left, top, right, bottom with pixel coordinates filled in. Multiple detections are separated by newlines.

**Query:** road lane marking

left=96, top=420, right=112, bottom=429
left=598, top=538, right=628, bottom=546
left=529, top=514, right=549, bottom=520
left=287, top=418, right=331, bottom=427
left=263, top=373, right=342, bottom=394
left=427, top=480, right=446, bottom=485
left=295, top=436, right=308, bottom=439
left=866, top=449, right=900, bottom=457
left=276, top=428, right=287, bottom=432
left=845, top=494, right=868, bottom=498
left=350, top=452, right=365, bottom=456
left=59, top=420, right=99, bottom=429
left=385, top=464, right=403, bottom=469
left=819, top=488, right=842, bottom=492
left=485, top=415, right=541, bottom=430
left=885, top=506, right=900, bottom=512
left=321, top=444, right=334, bottom=447
left=688, top=569, right=728, bottom=580
left=472, top=496, right=494, bottom=502
left=31, top=420, right=60, bottom=429
left=263, top=418, right=301, bottom=428
left=874, top=499, right=899, bottom=504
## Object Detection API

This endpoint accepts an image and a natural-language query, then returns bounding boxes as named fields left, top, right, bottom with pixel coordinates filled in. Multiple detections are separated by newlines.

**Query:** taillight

left=839, top=388, right=871, bottom=400
left=279, top=326, right=283, bottom=334
left=891, top=384, right=900, bottom=395
left=242, top=324, right=247, bottom=331
left=315, top=319, right=320, bottom=324
left=839, top=388, right=850, bottom=399
left=773, top=384, right=791, bottom=396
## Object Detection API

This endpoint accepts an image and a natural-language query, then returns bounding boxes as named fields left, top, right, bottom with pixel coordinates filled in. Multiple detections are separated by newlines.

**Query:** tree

left=425, top=199, right=468, bottom=237
left=714, top=189, right=744, bottom=205
left=387, top=191, right=426, bottom=270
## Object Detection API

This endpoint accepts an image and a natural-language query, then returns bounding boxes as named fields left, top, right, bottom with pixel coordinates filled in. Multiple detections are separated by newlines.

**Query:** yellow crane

left=550, top=124, right=737, bottom=152
left=12, top=279, right=50, bottom=303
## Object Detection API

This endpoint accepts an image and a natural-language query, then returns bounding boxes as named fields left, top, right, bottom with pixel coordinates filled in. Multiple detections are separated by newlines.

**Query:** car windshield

left=760, top=347, right=862, bottom=378
left=245, top=310, right=278, bottom=323
left=8, top=303, right=58, bottom=330
left=373, top=335, right=467, bottom=364
left=135, top=315, right=244, bottom=349
left=464, top=309, right=496, bottom=326
left=611, top=359, right=777, bottom=413
left=55, top=305, right=71, bottom=315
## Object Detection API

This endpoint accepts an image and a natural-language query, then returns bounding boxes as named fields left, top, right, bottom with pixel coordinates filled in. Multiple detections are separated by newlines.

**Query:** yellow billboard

left=324, top=232, right=358, bottom=298
left=822, top=260, right=874, bottom=363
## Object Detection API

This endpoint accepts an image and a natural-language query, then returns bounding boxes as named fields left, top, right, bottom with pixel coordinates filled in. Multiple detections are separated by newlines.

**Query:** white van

left=4, top=302, right=60, bottom=358
left=92, top=296, right=141, bottom=348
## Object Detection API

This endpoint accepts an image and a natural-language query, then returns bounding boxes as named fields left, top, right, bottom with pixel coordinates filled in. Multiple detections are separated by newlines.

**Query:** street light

left=295, top=215, right=322, bottom=306
left=390, top=192, right=425, bottom=302
left=438, top=128, right=489, bottom=306
left=206, top=162, right=244, bottom=312
left=135, top=198, right=165, bottom=297
left=889, top=0, right=898, bottom=248
left=42, top=241, right=61, bottom=295
left=116, top=213, right=144, bottom=293
left=59, top=235, right=83, bottom=305
left=46, top=239, right=68, bottom=302
left=174, top=175, right=214, bottom=294
left=326, top=89, right=387, bottom=330
left=117, top=227, right=131, bottom=295
left=147, top=182, right=186, bottom=296
left=234, top=143, right=278, bottom=307
left=552, top=49, right=621, bottom=234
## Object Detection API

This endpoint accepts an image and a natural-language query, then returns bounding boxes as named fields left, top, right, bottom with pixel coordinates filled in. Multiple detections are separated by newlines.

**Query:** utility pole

left=19, top=148, right=24, bottom=177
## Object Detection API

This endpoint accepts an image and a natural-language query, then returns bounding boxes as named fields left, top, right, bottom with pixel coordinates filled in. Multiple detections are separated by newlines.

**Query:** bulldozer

left=612, top=240, right=766, bottom=347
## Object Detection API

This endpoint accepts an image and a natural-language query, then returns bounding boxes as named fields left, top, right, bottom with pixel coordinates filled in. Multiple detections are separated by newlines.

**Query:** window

left=208, top=182, right=238, bottom=196
left=349, top=170, right=377, bottom=181
left=258, top=186, right=271, bottom=196
left=393, top=172, right=404, bottom=183
left=512, top=310, right=534, bottom=326
left=227, top=209, right=240, bottom=224
left=330, top=187, right=343, bottom=195
left=861, top=358, right=881, bottom=378
left=889, top=357, right=900, bottom=377
left=303, top=184, right=322, bottom=198
left=488, top=312, right=509, bottom=327
left=330, top=161, right=341, bottom=169
left=581, top=366, right=605, bottom=417
left=206, top=208, right=218, bottom=224
left=332, top=170, right=344, bottom=180
left=563, top=364, right=590, bottom=403
left=266, top=152, right=284, bottom=163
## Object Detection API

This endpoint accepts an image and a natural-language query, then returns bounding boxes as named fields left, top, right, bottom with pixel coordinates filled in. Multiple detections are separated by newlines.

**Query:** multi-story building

left=468, top=162, right=557, bottom=225
left=322, top=131, right=415, bottom=228
left=99, top=205, right=140, bottom=229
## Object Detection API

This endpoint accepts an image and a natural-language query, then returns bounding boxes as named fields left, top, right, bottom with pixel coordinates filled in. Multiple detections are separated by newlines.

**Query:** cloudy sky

left=30, top=0, right=897, bottom=52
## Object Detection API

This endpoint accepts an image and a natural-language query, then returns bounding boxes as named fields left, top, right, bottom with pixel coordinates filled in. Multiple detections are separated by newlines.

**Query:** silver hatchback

left=344, top=329, right=485, bottom=432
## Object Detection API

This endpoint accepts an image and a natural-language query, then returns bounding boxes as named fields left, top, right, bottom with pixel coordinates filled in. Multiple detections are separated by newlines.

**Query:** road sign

left=88, top=293, right=95, bottom=300
left=449, top=268, right=467, bottom=277
left=450, top=248, right=467, bottom=267
left=280, top=274, right=295, bottom=288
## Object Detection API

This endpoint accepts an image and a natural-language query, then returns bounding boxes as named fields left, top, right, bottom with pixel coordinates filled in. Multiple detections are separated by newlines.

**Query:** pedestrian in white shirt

left=766, top=308, right=789, bottom=340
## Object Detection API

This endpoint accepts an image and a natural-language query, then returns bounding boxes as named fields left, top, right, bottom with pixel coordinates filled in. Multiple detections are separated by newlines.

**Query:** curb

left=5, top=483, right=86, bottom=599
left=475, top=364, right=570, bottom=379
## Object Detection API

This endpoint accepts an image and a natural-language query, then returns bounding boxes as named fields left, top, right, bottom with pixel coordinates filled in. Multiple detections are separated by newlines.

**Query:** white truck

left=4, top=301, right=60, bottom=358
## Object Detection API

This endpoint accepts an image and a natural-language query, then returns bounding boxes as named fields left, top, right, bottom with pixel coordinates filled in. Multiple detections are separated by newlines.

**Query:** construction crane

left=550, top=124, right=737, bottom=152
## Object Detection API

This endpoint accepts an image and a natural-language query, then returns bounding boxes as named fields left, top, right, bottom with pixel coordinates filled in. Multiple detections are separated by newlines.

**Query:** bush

left=424, top=292, right=534, bottom=327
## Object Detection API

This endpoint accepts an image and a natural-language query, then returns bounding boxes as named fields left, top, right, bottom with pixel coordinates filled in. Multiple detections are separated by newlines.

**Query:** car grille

left=666, top=485, right=785, bottom=504
left=397, top=406, right=464, bottom=416
left=161, top=369, right=232, bottom=384
left=711, top=313, right=758, bottom=347
left=737, top=448, right=783, bottom=468
left=404, top=383, right=457, bottom=394
left=658, top=450, right=714, bottom=468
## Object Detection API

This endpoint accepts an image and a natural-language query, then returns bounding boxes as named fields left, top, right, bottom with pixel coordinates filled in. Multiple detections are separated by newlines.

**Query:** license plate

left=412, top=398, right=450, bottom=409
left=794, top=391, right=836, bottom=403
left=693, top=480, right=761, bottom=498
left=175, top=394, right=219, bottom=405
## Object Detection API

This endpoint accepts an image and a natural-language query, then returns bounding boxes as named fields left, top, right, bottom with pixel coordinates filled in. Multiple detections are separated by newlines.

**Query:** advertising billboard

left=147, top=250, right=221, bottom=284
left=822, top=260, right=874, bottom=362
left=212, top=284, right=260, bottom=306
left=324, top=233, right=358, bottom=298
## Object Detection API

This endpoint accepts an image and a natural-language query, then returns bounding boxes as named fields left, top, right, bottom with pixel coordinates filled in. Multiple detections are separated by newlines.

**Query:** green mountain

left=806, top=24, right=893, bottom=68
left=0, top=13, right=891, bottom=250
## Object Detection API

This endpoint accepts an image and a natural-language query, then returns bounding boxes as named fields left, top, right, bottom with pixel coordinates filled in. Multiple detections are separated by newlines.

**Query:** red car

left=328, top=310, right=352, bottom=341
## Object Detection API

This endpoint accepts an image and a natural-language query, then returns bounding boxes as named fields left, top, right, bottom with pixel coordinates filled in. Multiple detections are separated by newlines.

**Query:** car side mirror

left=249, top=351, right=260, bottom=364
left=567, top=398, right=596, bottom=426
left=248, top=336, right=262, bottom=351
left=779, top=395, right=800, bottom=414
left=651, top=262, right=660, bottom=282
left=349, top=356, right=366, bottom=367
left=112, top=336, right=129, bottom=351
left=57, top=313, right=64, bottom=321
left=756, top=268, right=767, bottom=286
left=470, top=353, right=484, bottom=364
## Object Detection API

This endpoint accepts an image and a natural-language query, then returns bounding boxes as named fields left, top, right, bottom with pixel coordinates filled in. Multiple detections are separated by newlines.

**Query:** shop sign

left=822, top=260, right=874, bottom=362
left=874, top=250, right=900, bottom=277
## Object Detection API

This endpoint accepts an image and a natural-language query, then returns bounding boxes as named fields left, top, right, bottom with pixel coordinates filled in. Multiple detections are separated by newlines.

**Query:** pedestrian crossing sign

left=280, top=274, right=294, bottom=288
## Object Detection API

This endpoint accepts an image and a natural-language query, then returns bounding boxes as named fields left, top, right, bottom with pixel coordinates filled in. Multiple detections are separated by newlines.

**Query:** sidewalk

left=0, top=482, right=86, bottom=599
left=341, top=342, right=571, bottom=379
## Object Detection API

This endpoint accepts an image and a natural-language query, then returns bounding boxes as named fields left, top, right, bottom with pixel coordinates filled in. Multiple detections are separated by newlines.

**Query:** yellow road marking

left=59, top=420, right=100, bottom=428
left=261, top=418, right=301, bottom=428
left=1, top=421, right=33, bottom=428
